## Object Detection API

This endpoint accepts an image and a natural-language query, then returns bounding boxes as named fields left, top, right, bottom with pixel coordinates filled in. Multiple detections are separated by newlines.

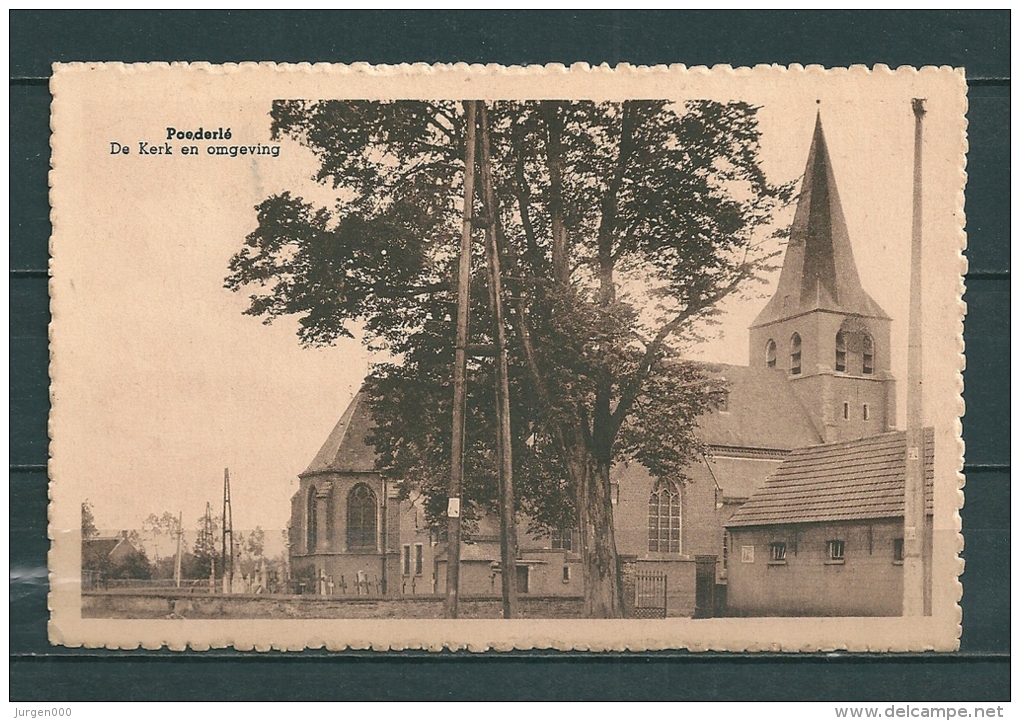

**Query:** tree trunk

left=541, top=102, right=570, bottom=285
left=537, top=101, right=630, bottom=618
left=565, top=424, right=623, bottom=618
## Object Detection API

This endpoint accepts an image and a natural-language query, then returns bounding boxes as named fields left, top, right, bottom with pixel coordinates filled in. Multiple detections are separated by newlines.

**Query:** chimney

left=903, top=98, right=927, bottom=617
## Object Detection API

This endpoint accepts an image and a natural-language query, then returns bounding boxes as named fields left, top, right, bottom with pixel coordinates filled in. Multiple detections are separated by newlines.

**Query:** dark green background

left=10, top=10, right=1010, bottom=701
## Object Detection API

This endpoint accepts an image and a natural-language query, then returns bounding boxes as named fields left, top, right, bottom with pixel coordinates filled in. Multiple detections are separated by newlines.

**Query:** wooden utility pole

left=477, top=101, right=519, bottom=619
left=222, top=468, right=234, bottom=595
left=445, top=100, right=478, bottom=619
left=903, top=98, right=927, bottom=617
left=173, top=510, right=183, bottom=588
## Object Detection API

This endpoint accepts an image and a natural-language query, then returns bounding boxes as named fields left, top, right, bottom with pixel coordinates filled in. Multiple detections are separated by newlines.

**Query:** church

left=287, top=114, right=926, bottom=616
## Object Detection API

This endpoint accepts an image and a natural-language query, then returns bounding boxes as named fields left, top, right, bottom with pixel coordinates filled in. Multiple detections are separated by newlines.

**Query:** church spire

left=752, top=112, right=889, bottom=329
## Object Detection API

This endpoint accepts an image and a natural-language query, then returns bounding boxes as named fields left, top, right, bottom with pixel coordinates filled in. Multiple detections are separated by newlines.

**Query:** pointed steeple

left=752, top=113, right=889, bottom=328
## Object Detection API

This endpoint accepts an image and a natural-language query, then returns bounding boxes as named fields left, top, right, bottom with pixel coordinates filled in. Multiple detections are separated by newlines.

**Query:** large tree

left=227, top=99, right=791, bottom=617
left=141, top=510, right=181, bottom=563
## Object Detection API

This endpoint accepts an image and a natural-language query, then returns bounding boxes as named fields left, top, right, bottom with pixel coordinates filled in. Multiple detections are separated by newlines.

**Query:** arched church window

left=790, top=333, right=802, bottom=375
left=862, top=335, right=875, bottom=375
left=835, top=332, right=847, bottom=373
left=307, top=485, right=317, bottom=553
left=648, top=480, right=681, bottom=553
left=765, top=339, right=777, bottom=368
left=347, top=484, right=378, bottom=551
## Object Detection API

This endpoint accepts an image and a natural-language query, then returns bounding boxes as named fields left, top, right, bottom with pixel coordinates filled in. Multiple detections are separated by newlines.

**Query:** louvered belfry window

left=648, top=480, right=681, bottom=553
left=790, top=333, right=802, bottom=375
left=347, top=483, right=377, bottom=551
left=862, top=334, right=875, bottom=375
left=835, top=332, right=847, bottom=372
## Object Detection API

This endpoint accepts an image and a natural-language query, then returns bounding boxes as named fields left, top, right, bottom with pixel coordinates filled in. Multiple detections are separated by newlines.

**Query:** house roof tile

left=726, top=429, right=934, bottom=527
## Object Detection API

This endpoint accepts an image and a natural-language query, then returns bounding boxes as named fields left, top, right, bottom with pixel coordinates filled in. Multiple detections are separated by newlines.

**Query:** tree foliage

left=105, top=547, right=152, bottom=580
left=141, top=511, right=181, bottom=562
left=227, top=99, right=791, bottom=615
left=81, top=500, right=98, bottom=541
left=193, top=510, right=221, bottom=579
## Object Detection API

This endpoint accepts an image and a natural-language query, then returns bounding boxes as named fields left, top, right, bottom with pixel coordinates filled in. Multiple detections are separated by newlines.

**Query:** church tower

left=749, top=113, right=896, bottom=443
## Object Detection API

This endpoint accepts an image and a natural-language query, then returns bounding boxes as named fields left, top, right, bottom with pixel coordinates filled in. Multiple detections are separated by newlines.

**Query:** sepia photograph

left=48, top=63, right=966, bottom=650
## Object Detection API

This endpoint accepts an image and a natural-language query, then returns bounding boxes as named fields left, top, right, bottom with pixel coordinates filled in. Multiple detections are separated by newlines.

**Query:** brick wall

left=612, top=459, right=718, bottom=561
left=82, top=591, right=584, bottom=619
left=726, top=518, right=926, bottom=616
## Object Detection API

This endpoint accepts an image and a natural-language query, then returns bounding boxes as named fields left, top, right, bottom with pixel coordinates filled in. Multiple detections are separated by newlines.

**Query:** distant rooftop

left=696, top=362, right=823, bottom=451
left=301, top=391, right=378, bottom=476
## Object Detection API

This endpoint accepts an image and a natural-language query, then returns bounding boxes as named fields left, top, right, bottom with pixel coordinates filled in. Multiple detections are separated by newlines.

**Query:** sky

left=51, top=66, right=965, bottom=542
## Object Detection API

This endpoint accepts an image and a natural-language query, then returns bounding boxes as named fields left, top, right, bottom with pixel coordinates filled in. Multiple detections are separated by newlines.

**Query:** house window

left=741, top=545, right=755, bottom=564
left=551, top=528, right=573, bottom=551
left=843, top=402, right=850, bottom=420
left=402, top=544, right=411, bottom=576
left=346, top=483, right=377, bottom=551
left=769, top=541, right=787, bottom=562
left=893, top=538, right=905, bottom=563
left=414, top=543, right=424, bottom=576
left=562, top=565, right=571, bottom=583
left=827, top=539, right=845, bottom=562
left=647, top=480, right=681, bottom=553
left=790, top=333, right=802, bottom=375
left=307, top=485, right=317, bottom=552
left=863, top=403, right=870, bottom=421
left=765, top=339, right=777, bottom=369
left=722, top=531, right=729, bottom=570
left=862, top=335, right=875, bottom=375
left=835, top=332, right=847, bottom=372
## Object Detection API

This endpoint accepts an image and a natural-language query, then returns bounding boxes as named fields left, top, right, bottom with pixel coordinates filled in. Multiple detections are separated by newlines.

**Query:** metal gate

left=633, top=570, right=667, bottom=618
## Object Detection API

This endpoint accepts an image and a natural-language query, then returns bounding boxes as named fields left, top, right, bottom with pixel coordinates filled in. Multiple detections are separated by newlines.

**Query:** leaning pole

left=477, top=101, right=519, bottom=619
left=444, top=100, right=477, bottom=619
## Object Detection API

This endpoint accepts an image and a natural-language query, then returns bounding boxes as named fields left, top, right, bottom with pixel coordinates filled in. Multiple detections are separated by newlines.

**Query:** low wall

left=82, top=591, right=584, bottom=620
left=619, top=556, right=698, bottom=618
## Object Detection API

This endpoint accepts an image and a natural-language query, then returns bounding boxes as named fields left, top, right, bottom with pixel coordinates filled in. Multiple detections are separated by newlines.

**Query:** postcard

left=49, top=62, right=966, bottom=651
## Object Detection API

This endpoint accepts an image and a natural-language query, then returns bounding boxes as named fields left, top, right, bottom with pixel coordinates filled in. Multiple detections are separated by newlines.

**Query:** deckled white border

left=48, top=62, right=967, bottom=652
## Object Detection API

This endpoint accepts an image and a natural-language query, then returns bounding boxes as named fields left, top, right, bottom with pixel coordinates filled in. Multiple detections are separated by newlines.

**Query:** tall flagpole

left=903, top=98, right=927, bottom=617
left=445, top=100, right=477, bottom=619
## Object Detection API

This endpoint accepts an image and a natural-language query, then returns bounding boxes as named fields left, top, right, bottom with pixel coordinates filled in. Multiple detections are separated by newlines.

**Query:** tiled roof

left=301, top=391, right=379, bottom=476
left=695, top=363, right=823, bottom=451
left=726, top=429, right=934, bottom=527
